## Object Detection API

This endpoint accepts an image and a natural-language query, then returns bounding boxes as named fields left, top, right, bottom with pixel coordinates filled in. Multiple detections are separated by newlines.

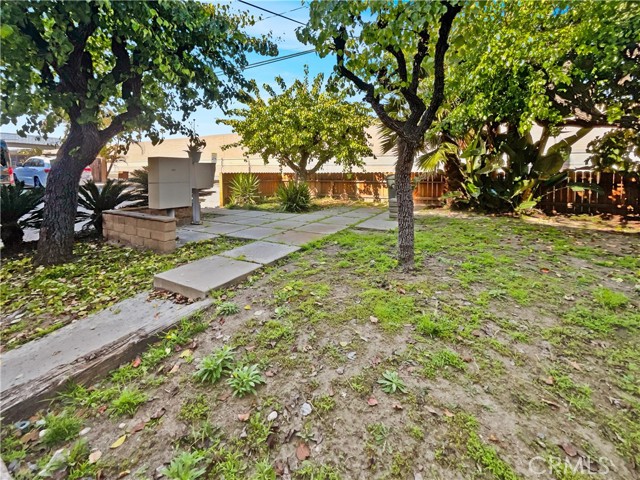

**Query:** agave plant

left=276, top=182, right=311, bottom=212
left=77, top=179, right=143, bottom=235
left=229, top=173, right=260, bottom=206
left=0, top=181, right=44, bottom=249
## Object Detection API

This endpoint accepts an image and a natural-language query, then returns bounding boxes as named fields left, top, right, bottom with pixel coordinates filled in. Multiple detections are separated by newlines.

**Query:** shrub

left=77, top=179, right=143, bottom=235
left=276, top=182, right=311, bottom=212
left=229, top=173, right=260, bottom=206
left=0, top=181, right=44, bottom=249
left=216, top=301, right=240, bottom=316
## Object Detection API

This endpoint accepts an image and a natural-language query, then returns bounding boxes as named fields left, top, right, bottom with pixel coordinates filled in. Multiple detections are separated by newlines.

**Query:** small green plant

left=252, top=458, right=276, bottom=480
left=179, top=394, right=211, bottom=423
left=229, top=173, right=260, bottom=206
left=217, top=301, right=241, bottom=316
left=193, top=346, right=235, bottom=384
left=42, top=411, right=83, bottom=446
left=314, top=395, right=336, bottom=414
left=367, top=423, right=391, bottom=452
left=160, top=451, right=207, bottom=480
left=593, top=287, right=629, bottom=309
left=377, top=370, right=408, bottom=394
left=109, top=388, right=147, bottom=417
left=77, top=179, right=144, bottom=234
left=227, top=364, right=265, bottom=397
left=296, top=461, right=342, bottom=480
left=276, top=182, right=312, bottom=213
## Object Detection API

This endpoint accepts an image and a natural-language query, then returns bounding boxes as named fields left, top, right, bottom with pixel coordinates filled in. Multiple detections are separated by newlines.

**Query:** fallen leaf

left=443, top=409, right=455, bottom=418
left=397, top=287, right=406, bottom=294
left=118, top=471, right=130, bottom=478
left=544, top=376, right=554, bottom=386
left=150, top=407, right=166, bottom=420
left=89, top=450, right=102, bottom=464
left=540, top=268, right=550, bottom=274
left=393, top=403, right=403, bottom=410
left=542, top=398, right=562, bottom=409
left=488, top=434, right=499, bottom=443
left=369, top=316, right=379, bottom=323
left=179, top=349, right=193, bottom=358
left=559, top=442, right=578, bottom=457
left=97, top=405, right=108, bottom=415
left=339, top=341, right=349, bottom=347
left=328, top=385, right=335, bottom=397
left=131, top=356, right=141, bottom=368
left=168, top=363, right=180, bottom=374
left=20, top=429, right=39, bottom=444
left=567, top=360, right=583, bottom=372
left=265, top=370, right=276, bottom=377
left=274, top=460, right=285, bottom=476
left=296, top=442, right=311, bottom=461
left=244, top=305, right=251, bottom=310
left=131, top=421, right=146, bottom=433
left=426, top=406, right=439, bottom=416
left=110, top=435, right=127, bottom=449
left=238, top=412, right=251, bottom=422
left=219, top=391, right=231, bottom=402
left=367, top=397, right=378, bottom=406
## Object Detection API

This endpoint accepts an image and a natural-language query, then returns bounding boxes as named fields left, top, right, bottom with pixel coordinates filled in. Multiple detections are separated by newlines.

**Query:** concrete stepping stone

left=266, top=230, right=328, bottom=246
left=267, top=219, right=313, bottom=230
left=227, top=226, right=282, bottom=240
left=356, top=213, right=397, bottom=231
left=177, top=229, right=217, bottom=246
left=1, top=293, right=211, bottom=420
left=295, top=222, right=347, bottom=235
left=340, top=208, right=383, bottom=218
left=188, top=222, right=250, bottom=235
left=154, top=255, right=261, bottom=299
left=212, top=215, right=272, bottom=226
left=220, top=241, right=300, bottom=265
left=318, top=215, right=361, bottom=226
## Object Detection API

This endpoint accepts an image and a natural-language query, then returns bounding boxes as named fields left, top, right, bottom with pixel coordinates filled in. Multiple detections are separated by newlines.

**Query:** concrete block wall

left=103, top=210, right=176, bottom=253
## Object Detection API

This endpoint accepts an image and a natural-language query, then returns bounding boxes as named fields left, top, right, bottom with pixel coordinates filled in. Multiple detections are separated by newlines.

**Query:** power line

left=238, top=0, right=307, bottom=26
left=259, top=6, right=307, bottom=22
left=214, top=49, right=316, bottom=76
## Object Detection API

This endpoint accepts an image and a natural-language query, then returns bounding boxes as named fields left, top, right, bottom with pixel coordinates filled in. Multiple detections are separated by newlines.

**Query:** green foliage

left=179, top=394, right=211, bottom=423
left=193, top=346, right=235, bottom=384
left=276, top=182, right=312, bottom=213
left=129, top=167, right=149, bottom=197
left=219, top=69, right=372, bottom=181
left=227, top=364, right=265, bottom=397
left=314, top=395, right=336, bottom=414
left=229, top=173, right=260, bottom=206
left=295, top=462, right=342, bottom=480
left=593, top=287, right=629, bottom=309
left=252, top=459, right=276, bottom=480
left=420, top=349, right=466, bottom=378
left=0, top=181, right=44, bottom=248
left=587, top=129, right=640, bottom=174
left=109, top=387, right=147, bottom=416
left=377, top=370, right=408, bottom=394
left=160, top=451, right=207, bottom=480
left=216, top=301, right=241, bottom=316
left=77, top=179, right=143, bottom=234
left=42, top=411, right=83, bottom=446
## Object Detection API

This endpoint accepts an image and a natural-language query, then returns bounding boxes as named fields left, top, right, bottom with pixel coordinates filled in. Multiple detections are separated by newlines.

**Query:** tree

left=1, top=1, right=276, bottom=264
left=219, top=69, right=373, bottom=183
left=428, top=0, right=640, bottom=211
left=298, top=1, right=463, bottom=269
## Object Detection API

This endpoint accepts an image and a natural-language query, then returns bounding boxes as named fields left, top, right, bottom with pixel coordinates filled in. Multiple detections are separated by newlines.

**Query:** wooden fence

left=219, top=170, right=639, bottom=216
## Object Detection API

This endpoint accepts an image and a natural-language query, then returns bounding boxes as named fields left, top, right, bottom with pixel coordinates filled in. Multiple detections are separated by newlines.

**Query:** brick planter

left=103, top=210, right=176, bottom=253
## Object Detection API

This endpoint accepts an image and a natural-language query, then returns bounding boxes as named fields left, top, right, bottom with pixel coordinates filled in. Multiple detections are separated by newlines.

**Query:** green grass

left=0, top=238, right=246, bottom=349
left=179, top=394, right=211, bottom=423
left=42, top=411, right=83, bottom=446
left=109, top=387, right=147, bottom=417
left=419, top=348, right=467, bottom=378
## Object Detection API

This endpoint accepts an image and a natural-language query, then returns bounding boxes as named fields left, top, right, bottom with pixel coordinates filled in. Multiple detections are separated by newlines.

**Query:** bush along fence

left=219, top=170, right=639, bottom=217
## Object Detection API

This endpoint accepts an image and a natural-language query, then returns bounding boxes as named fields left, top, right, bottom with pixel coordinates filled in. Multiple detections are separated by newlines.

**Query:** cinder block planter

left=103, top=210, right=176, bottom=253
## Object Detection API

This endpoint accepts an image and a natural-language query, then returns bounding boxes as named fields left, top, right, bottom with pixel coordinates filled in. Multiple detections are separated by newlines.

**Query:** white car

left=14, top=156, right=92, bottom=188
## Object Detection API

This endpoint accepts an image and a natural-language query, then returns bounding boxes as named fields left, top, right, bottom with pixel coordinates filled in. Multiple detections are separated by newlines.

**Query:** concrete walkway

left=1, top=206, right=389, bottom=420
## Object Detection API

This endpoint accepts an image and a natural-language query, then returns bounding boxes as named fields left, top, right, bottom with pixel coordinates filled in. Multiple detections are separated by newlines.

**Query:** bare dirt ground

left=2, top=212, right=638, bottom=480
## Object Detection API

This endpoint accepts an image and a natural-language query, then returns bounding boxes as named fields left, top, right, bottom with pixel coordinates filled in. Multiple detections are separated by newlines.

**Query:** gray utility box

left=191, top=163, right=215, bottom=190
left=148, top=157, right=192, bottom=209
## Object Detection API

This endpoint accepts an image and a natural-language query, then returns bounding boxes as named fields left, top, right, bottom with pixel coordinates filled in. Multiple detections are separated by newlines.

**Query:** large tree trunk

left=396, top=138, right=417, bottom=270
left=35, top=125, right=104, bottom=265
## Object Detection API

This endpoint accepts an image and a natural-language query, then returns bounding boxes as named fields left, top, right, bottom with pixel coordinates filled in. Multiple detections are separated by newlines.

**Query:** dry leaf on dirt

left=542, top=398, right=562, bottom=409
left=150, top=407, right=166, bottom=420
left=393, top=403, right=403, bottom=410
left=296, top=442, right=311, bottom=461
left=265, top=370, right=276, bottom=377
left=369, top=316, right=378, bottom=323
left=131, top=421, right=146, bottom=433
left=131, top=357, right=141, bottom=368
left=179, top=349, right=193, bottom=358
left=367, top=397, right=378, bottom=406
left=443, top=409, right=455, bottom=417
left=559, top=442, right=578, bottom=457
left=168, top=363, right=180, bottom=374
left=567, top=360, right=583, bottom=371
left=110, top=435, right=127, bottom=449
left=20, top=430, right=39, bottom=444
left=238, top=412, right=251, bottom=422
left=544, top=376, right=554, bottom=385
left=89, top=450, right=102, bottom=463
left=117, top=471, right=130, bottom=478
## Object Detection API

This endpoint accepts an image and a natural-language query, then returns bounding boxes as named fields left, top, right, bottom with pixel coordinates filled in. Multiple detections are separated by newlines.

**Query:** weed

left=367, top=423, right=391, bottom=452
left=212, top=449, right=246, bottom=478
left=179, top=394, right=211, bottom=423
left=347, top=373, right=368, bottom=394
left=593, top=287, right=629, bottom=309
left=67, top=439, right=99, bottom=480
left=227, top=365, right=265, bottom=397
left=160, top=451, right=206, bottom=480
left=415, top=313, right=456, bottom=338
left=252, top=458, right=276, bottom=480
left=256, top=320, right=294, bottom=347
left=0, top=429, right=26, bottom=462
left=109, top=388, right=147, bottom=417
left=377, top=370, right=408, bottom=394
left=314, top=395, right=336, bottom=414
left=408, top=425, right=424, bottom=441
left=193, top=346, right=235, bottom=384
left=217, top=301, right=241, bottom=316
left=296, top=461, right=342, bottom=480
left=547, top=369, right=592, bottom=410
left=420, top=349, right=466, bottom=378
left=243, top=413, right=273, bottom=453
left=42, top=411, right=83, bottom=447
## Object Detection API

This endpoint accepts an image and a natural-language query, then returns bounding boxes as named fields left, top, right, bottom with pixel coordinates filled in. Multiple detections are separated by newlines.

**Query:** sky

left=1, top=0, right=338, bottom=141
